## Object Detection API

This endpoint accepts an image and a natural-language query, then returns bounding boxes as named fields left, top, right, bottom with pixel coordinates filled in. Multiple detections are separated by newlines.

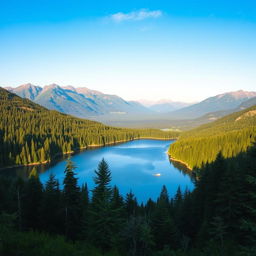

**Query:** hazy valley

left=5, top=84, right=256, bottom=130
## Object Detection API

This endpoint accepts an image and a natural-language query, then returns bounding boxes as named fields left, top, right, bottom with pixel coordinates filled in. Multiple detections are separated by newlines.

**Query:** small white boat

left=153, top=173, right=161, bottom=177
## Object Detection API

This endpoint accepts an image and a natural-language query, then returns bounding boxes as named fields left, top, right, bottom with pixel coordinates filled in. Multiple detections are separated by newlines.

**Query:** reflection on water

left=169, top=158, right=195, bottom=179
left=1, top=140, right=194, bottom=202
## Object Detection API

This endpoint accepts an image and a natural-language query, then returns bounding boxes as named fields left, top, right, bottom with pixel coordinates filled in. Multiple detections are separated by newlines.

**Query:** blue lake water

left=38, top=139, right=194, bottom=203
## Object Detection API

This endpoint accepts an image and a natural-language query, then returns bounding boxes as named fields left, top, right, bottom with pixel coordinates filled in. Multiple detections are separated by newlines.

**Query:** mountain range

left=5, top=83, right=151, bottom=118
left=137, top=99, right=192, bottom=112
left=168, top=90, right=256, bottom=119
left=4, top=84, right=256, bottom=129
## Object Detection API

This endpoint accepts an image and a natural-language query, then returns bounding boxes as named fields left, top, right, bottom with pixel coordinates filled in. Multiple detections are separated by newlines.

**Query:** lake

left=3, top=139, right=194, bottom=202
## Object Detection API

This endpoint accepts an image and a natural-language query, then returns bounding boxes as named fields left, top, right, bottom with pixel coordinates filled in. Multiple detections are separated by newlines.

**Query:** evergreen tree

left=63, top=159, right=81, bottom=240
left=110, top=185, right=125, bottom=246
left=239, top=143, right=256, bottom=246
left=125, top=191, right=138, bottom=218
left=123, top=216, right=154, bottom=256
left=22, top=168, right=43, bottom=230
left=80, top=183, right=89, bottom=240
left=90, top=159, right=117, bottom=251
left=151, top=186, right=179, bottom=250
left=41, top=173, right=62, bottom=234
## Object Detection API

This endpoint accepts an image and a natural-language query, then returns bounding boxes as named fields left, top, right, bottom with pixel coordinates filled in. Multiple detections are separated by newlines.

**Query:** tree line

left=169, top=105, right=256, bottom=168
left=0, top=87, right=179, bottom=168
left=0, top=142, right=256, bottom=255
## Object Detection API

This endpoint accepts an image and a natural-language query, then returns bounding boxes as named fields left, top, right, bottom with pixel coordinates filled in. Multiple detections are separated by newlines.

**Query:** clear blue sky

left=0, top=0, right=255, bottom=102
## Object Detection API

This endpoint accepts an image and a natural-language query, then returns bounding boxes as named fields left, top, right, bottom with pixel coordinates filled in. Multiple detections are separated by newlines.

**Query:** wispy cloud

left=110, top=9, right=163, bottom=23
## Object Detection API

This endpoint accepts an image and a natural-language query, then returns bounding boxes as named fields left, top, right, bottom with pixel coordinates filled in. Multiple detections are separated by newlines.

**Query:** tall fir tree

left=41, top=173, right=62, bottom=234
left=90, top=158, right=117, bottom=251
left=22, top=167, right=43, bottom=230
left=151, top=185, right=179, bottom=250
left=63, top=159, right=81, bottom=240
left=80, top=183, right=89, bottom=240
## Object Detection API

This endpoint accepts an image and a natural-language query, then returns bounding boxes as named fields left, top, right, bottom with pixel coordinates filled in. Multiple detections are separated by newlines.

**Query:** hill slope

left=168, top=104, right=256, bottom=168
left=0, top=88, right=179, bottom=168
left=169, top=90, right=256, bottom=119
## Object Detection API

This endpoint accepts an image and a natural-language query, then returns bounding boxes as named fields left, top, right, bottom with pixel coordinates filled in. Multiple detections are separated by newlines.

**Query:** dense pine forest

left=169, top=105, right=256, bottom=168
left=0, top=142, right=256, bottom=256
left=1, top=87, right=256, bottom=255
left=0, top=88, right=179, bottom=168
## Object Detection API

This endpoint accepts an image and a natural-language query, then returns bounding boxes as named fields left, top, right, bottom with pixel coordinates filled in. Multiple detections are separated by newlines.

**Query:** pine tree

left=31, top=139, right=38, bottom=162
left=123, top=216, right=154, bottom=256
left=110, top=185, right=125, bottom=246
left=41, top=173, right=62, bottom=234
left=90, top=158, right=117, bottom=251
left=22, top=168, right=43, bottom=230
left=239, top=143, right=256, bottom=246
left=40, top=147, right=46, bottom=162
left=92, top=158, right=112, bottom=203
left=80, top=183, right=89, bottom=240
left=63, top=159, right=81, bottom=240
left=125, top=191, right=138, bottom=218
left=151, top=186, right=179, bottom=250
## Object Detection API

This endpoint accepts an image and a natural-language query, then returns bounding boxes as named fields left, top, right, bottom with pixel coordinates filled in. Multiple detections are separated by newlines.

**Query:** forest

left=0, top=88, right=179, bottom=168
left=169, top=105, right=256, bottom=169
left=0, top=141, right=256, bottom=256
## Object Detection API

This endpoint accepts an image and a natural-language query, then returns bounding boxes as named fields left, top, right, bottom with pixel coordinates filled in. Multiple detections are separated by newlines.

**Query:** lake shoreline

left=0, top=137, right=175, bottom=171
left=168, top=154, right=192, bottom=171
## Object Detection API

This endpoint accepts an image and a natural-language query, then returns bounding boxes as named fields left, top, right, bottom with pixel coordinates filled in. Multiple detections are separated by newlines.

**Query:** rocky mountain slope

left=168, top=90, right=256, bottom=119
left=6, top=83, right=151, bottom=118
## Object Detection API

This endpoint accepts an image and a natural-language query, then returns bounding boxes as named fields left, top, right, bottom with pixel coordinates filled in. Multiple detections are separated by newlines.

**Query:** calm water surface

left=4, top=140, right=194, bottom=202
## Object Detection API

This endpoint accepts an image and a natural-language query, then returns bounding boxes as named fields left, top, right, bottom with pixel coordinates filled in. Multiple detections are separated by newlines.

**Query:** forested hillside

left=169, top=105, right=256, bottom=168
left=0, top=88, right=179, bottom=168
left=0, top=144, right=255, bottom=255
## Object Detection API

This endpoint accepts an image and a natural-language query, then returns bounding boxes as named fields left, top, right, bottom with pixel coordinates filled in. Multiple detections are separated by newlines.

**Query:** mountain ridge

left=137, top=99, right=192, bottom=113
left=168, top=90, right=256, bottom=119
left=5, top=84, right=151, bottom=118
left=5, top=85, right=256, bottom=128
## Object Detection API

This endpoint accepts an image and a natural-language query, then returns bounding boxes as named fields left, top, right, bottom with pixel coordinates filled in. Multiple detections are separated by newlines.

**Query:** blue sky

left=0, top=0, right=255, bottom=102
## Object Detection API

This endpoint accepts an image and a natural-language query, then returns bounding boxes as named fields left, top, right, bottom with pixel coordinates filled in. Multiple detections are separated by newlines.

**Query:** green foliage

left=169, top=105, right=256, bottom=168
left=0, top=87, right=179, bottom=168
left=122, top=216, right=154, bottom=256
left=41, top=173, right=62, bottom=234
left=90, top=159, right=120, bottom=250
left=0, top=228, right=103, bottom=256
left=151, top=186, right=179, bottom=250
left=29, top=166, right=38, bottom=178
left=63, top=159, right=82, bottom=240
left=22, top=172, right=43, bottom=230
left=0, top=134, right=256, bottom=255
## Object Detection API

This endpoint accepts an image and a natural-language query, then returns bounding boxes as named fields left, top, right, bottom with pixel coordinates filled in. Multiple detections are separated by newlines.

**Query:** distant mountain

left=138, top=99, right=192, bottom=113
left=149, top=102, right=192, bottom=113
left=7, top=83, right=42, bottom=100
left=169, top=90, right=256, bottom=119
left=5, top=84, right=151, bottom=118
left=237, top=96, right=256, bottom=110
